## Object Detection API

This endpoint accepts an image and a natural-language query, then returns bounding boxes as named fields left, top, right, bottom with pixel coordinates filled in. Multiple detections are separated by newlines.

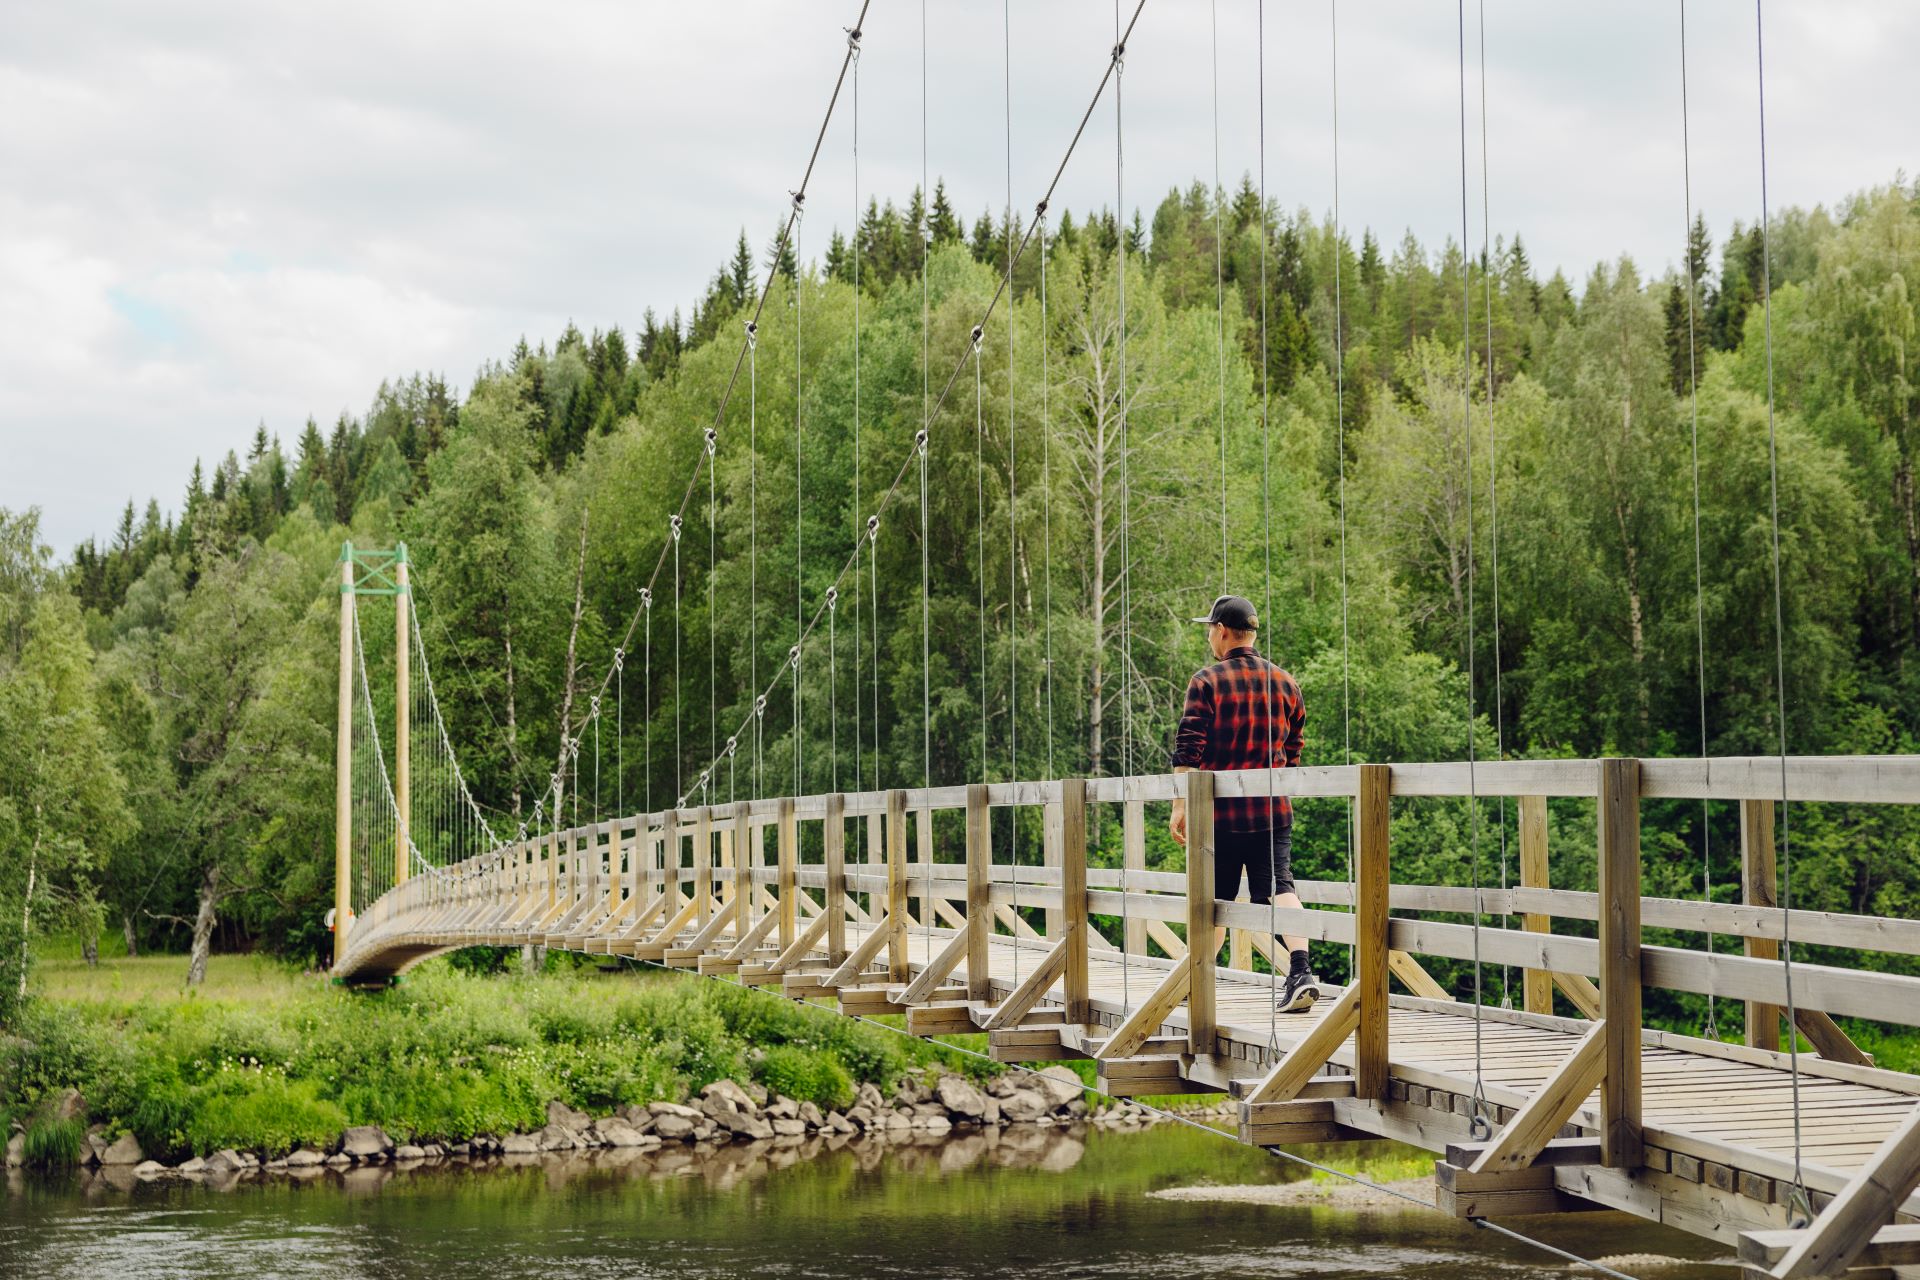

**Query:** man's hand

left=1169, top=800, right=1187, bottom=846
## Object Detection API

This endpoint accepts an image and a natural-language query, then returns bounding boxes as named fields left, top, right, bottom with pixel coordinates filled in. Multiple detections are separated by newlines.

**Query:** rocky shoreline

left=8, top=1069, right=1220, bottom=1188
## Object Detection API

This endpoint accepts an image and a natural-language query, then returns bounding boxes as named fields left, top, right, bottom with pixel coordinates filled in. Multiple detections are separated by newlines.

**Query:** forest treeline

left=4, top=173, right=1918, bottom=1030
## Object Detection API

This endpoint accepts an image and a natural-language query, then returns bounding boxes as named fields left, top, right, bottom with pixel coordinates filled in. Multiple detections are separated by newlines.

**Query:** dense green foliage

left=1, top=962, right=970, bottom=1158
left=2, top=174, right=1917, bottom=1032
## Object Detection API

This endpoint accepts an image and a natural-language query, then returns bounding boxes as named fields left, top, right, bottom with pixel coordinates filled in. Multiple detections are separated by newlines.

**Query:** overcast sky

left=3, top=1, right=1913, bottom=554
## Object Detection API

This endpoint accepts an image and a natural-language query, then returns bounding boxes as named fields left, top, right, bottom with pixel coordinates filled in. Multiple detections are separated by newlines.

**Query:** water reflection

left=5, top=1124, right=1735, bottom=1279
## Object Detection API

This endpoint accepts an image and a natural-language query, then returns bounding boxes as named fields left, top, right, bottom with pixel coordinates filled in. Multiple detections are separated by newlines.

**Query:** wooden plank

left=1744, top=798, right=1782, bottom=1053
left=1597, top=757, right=1643, bottom=1170
left=1355, top=763, right=1390, bottom=1100
left=1061, top=779, right=1090, bottom=1027
left=777, top=797, right=797, bottom=950
left=732, top=807, right=752, bottom=938
left=695, top=806, right=712, bottom=924
left=1187, top=770, right=1217, bottom=1057
left=887, top=790, right=909, bottom=981
left=1468, top=1023, right=1607, bottom=1173
left=1096, top=955, right=1194, bottom=1062
left=1769, top=1104, right=1920, bottom=1278
left=1434, top=1161, right=1581, bottom=1217
left=1242, top=983, right=1362, bottom=1104
left=966, top=783, right=991, bottom=1003
left=1043, top=794, right=1063, bottom=939
left=1519, top=794, right=1554, bottom=1016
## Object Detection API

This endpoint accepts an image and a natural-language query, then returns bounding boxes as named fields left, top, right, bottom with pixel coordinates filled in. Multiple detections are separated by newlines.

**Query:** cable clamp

left=845, top=26, right=862, bottom=56
left=613, top=648, right=624, bottom=671
left=744, top=319, right=758, bottom=349
left=670, top=514, right=683, bottom=541
left=704, top=427, right=718, bottom=455
left=1034, top=198, right=1049, bottom=219
left=789, top=645, right=801, bottom=670
left=1784, top=1181, right=1813, bottom=1230
left=589, top=695, right=601, bottom=719
left=640, top=587, right=653, bottom=608
left=790, top=190, right=806, bottom=215
left=866, top=514, right=879, bottom=542
left=1111, top=42, right=1125, bottom=70
left=754, top=695, right=767, bottom=718
left=825, top=586, right=839, bottom=611
left=970, top=324, right=984, bottom=353
left=726, top=735, right=738, bottom=757
left=914, top=428, right=928, bottom=455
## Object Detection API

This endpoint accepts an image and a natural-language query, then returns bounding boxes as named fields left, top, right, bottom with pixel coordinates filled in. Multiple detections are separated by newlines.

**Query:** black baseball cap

left=1191, top=594, right=1259, bottom=631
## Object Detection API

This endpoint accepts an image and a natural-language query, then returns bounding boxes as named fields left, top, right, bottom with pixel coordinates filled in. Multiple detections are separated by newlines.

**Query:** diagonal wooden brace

left=1240, top=983, right=1361, bottom=1105
left=1095, top=955, right=1193, bottom=1063
left=723, top=899, right=781, bottom=962
left=766, top=908, right=833, bottom=976
left=1468, top=1022, right=1606, bottom=1174
left=1764, top=1101, right=1920, bottom=1279
left=823, top=911, right=904, bottom=989
left=981, top=925, right=1076, bottom=1032
left=894, top=929, right=970, bottom=1006
left=678, top=897, right=739, bottom=953
left=633, top=895, right=701, bottom=958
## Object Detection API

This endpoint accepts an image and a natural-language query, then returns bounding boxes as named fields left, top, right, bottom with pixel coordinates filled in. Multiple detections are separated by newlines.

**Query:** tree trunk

left=122, top=912, right=138, bottom=959
left=81, top=932, right=98, bottom=967
left=1898, top=456, right=1920, bottom=648
left=186, top=863, right=220, bottom=987
left=17, top=833, right=37, bottom=1000
left=505, top=623, right=521, bottom=819
left=1089, top=425, right=1107, bottom=778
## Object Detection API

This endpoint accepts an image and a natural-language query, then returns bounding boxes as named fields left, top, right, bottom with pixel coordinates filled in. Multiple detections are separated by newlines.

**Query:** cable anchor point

left=613, top=648, right=624, bottom=671
left=670, top=514, right=683, bottom=541
left=1111, top=42, right=1126, bottom=71
left=744, top=319, right=757, bottom=349
left=866, top=514, right=879, bottom=542
left=788, top=645, right=801, bottom=670
left=914, top=428, right=928, bottom=456
left=825, top=586, right=839, bottom=611
left=790, top=191, right=806, bottom=215
left=726, top=735, right=738, bottom=757
left=704, top=427, right=718, bottom=456
left=845, top=26, right=862, bottom=57
left=640, top=587, right=653, bottom=608
left=754, top=695, right=767, bottom=719
left=970, top=324, right=984, bottom=353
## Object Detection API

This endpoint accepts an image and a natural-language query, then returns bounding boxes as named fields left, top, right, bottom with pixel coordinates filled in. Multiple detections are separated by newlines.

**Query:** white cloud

left=0, top=0, right=1913, bottom=552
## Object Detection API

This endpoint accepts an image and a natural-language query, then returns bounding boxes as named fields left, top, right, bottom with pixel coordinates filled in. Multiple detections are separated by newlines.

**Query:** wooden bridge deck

left=336, top=755, right=1920, bottom=1278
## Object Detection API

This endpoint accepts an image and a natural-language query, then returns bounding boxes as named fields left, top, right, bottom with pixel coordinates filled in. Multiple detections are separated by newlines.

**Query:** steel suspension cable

left=1006, top=0, right=1021, bottom=981
left=1258, top=0, right=1279, bottom=1046
left=1476, top=0, right=1513, bottom=1008
left=1754, top=0, right=1809, bottom=1223
left=852, top=39, right=863, bottom=806
left=1213, top=0, right=1228, bottom=591
left=1332, top=0, right=1356, bottom=973
left=1115, top=0, right=1132, bottom=1016
left=1678, top=0, right=1719, bottom=1041
left=1458, top=0, right=1490, bottom=1138
left=677, top=0, right=1151, bottom=813
left=796, top=199, right=807, bottom=801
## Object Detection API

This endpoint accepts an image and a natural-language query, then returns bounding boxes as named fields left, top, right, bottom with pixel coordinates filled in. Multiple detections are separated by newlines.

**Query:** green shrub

left=184, top=1076, right=348, bottom=1157
left=22, top=1113, right=84, bottom=1169
left=754, top=1044, right=854, bottom=1110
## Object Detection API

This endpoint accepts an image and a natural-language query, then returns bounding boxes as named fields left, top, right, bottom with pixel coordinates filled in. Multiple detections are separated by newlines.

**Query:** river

left=4, top=1122, right=1733, bottom=1278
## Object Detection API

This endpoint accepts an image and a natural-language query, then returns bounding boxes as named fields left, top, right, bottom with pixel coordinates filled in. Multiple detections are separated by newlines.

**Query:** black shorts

left=1215, top=823, right=1295, bottom=903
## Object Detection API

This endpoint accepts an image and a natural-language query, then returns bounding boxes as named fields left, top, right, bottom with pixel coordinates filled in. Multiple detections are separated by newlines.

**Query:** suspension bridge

left=315, top=3, right=1920, bottom=1277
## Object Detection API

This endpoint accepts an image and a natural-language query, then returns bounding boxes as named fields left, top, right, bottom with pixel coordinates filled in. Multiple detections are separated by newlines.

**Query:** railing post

left=887, top=789, right=909, bottom=981
left=1186, top=770, right=1217, bottom=1057
left=1740, top=798, right=1781, bottom=1052
left=1043, top=797, right=1063, bottom=938
left=1518, top=794, right=1553, bottom=1015
left=733, top=807, right=753, bottom=933
left=1355, top=763, right=1392, bottom=1100
left=825, top=793, right=847, bottom=964
left=546, top=829, right=557, bottom=912
left=777, top=798, right=797, bottom=949
left=1061, top=779, right=1090, bottom=1027
left=915, top=805, right=934, bottom=929
left=966, top=783, right=991, bottom=1003
left=606, top=821, right=622, bottom=920
left=718, top=817, right=734, bottom=908
left=1598, top=756, right=1644, bottom=1170
left=1123, top=799, right=1145, bottom=955
left=695, top=806, right=712, bottom=924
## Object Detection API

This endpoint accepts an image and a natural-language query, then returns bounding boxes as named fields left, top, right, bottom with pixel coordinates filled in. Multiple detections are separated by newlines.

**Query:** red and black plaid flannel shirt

left=1171, top=646, right=1304, bottom=831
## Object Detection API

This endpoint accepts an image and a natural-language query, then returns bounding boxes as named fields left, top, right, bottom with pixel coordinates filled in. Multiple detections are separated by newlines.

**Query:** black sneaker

left=1278, top=969, right=1320, bottom=1013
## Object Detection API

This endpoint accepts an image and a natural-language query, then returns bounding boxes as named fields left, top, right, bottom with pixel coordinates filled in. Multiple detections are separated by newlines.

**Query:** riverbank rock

left=546, top=1100, right=591, bottom=1132
left=132, top=1160, right=167, bottom=1179
left=6, top=1132, right=25, bottom=1167
left=1032, top=1067, right=1085, bottom=1110
left=54, top=1089, right=86, bottom=1123
left=339, top=1125, right=394, bottom=1160
left=701, top=1080, right=757, bottom=1112
left=203, top=1149, right=246, bottom=1175
left=100, top=1133, right=145, bottom=1166
left=594, top=1118, right=653, bottom=1148
left=935, top=1076, right=988, bottom=1120
left=500, top=1133, right=541, bottom=1155
left=394, top=1145, right=427, bottom=1162
left=715, top=1110, right=773, bottom=1141
left=650, top=1112, right=699, bottom=1141
left=286, top=1148, right=325, bottom=1168
left=999, top=1088, right=1052, bottom=1123
left=177, top=1156, right=207, bottom=1174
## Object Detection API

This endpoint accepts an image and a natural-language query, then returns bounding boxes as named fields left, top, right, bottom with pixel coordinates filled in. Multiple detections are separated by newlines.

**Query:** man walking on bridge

left=1167, top=595, right=1318, bottom=1013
